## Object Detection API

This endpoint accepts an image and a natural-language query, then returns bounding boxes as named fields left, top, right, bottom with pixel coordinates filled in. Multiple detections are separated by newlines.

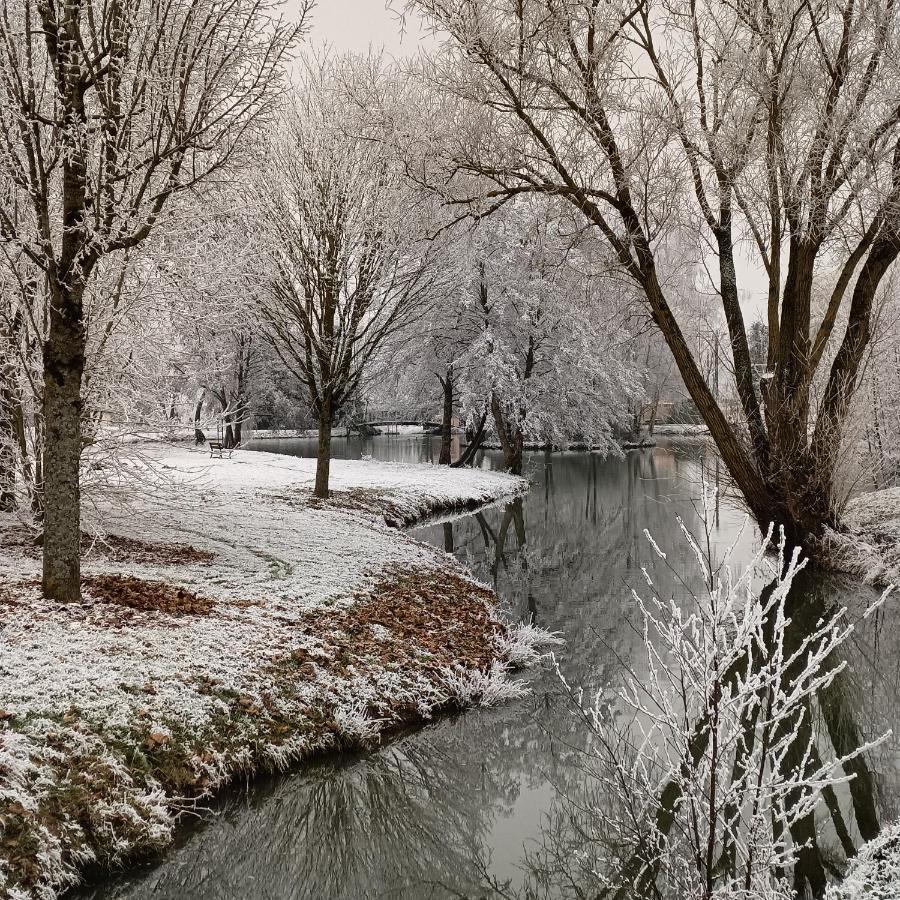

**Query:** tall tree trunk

left=42, top=285, right=86, bottom=602
left=0, top=390, right=15, bottom=512
left=491, top=394, right=523, bottom=475
left=314, top=397, right=333, bottom=499
left=193, top=389, right=205, bottom=444
left=439, top=366, right=453, bottom=465
left=42, top=50, right=93, bottom=602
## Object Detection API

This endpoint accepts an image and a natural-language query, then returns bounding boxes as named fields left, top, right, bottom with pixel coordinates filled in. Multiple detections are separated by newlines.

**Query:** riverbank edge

left=821, top=486, right=900, bottom=588
left=0, top=451, right=552, bottom=900
left=826, top=818, right=900, bottom=899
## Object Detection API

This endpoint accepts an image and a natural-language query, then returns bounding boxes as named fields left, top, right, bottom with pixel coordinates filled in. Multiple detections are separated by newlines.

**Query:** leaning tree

left=0, top=0, right=305, bottom=600
left=408, top=0, right=900, bottom=553
left=255, top=54, right=444, bottom=499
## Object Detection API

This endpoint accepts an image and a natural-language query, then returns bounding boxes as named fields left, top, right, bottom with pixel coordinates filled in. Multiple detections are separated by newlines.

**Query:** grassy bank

left=0, top=449, right=549, bottom=899
left=823, top=487, right=900, bottom=587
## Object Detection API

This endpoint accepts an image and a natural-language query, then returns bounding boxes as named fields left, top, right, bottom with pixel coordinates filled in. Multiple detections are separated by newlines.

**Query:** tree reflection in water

left=75, top=441, right=898, bottom=900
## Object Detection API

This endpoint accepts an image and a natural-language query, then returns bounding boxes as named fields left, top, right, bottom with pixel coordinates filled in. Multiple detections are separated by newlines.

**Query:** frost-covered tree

left=407, top=0, right=900, bottom=555
left=0, top=0, right=305, bottom=600
left=255, top=54, right=445, bottom=498
left=858, top=276, right=900, bottom=488
left=376, top=294, right=472, bottom=464
left=0, top=239, right=44, bottom=516
left=146, top=209, right=270, bottom=448
left=455, top=199, right=638, bottom=474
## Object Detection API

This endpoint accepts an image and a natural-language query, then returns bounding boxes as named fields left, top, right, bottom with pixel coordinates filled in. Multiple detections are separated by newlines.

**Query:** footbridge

left=348, top=419, right=443, bottom=436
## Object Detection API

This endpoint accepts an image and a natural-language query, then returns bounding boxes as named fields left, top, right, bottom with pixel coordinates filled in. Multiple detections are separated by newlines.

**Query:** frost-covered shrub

left=827, top=820, right=900, bottom=900
left=555, top=491, right=890, bottom=900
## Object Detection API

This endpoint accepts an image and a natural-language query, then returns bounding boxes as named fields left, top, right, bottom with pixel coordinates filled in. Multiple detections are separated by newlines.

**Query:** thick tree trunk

left=42, top=61, right=94, bottom=602
left=193, top=390, right=205, bottom=444
left=314, top=399, right=333, bottom=499
left=439, top=367, right=453, bottom=465
left=491, top=394, right=523, bottom=475
left=0, top=394, right=15, bottom=512
left=42, top=288, right=86, bottom=602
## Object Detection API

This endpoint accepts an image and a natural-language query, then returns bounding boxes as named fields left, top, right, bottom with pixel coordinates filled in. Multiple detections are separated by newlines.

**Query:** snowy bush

left=827, top=820, right=900, bottom=900
left=555, top=490, right=891, bottom=899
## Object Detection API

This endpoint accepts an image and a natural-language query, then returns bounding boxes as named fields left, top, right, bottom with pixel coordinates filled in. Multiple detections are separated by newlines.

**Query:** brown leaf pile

left=83, top=575, right=215, bottom=616
left=290, top=566, right=502, bottom=680
left=268, top=488, right=404, bottom=522
left=315, top=488, right=400, bottom=517
left=83, top=533, right=216, bottom=566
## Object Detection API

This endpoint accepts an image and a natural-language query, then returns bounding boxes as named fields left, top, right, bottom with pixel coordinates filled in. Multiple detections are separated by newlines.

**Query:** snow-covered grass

left=0, top=448, right=549, bottom=900
left=826, top=820, right=900, bottom=899
left=651, top=423, right=710, bottom=436
left=823, top=487, right=900, bottom=586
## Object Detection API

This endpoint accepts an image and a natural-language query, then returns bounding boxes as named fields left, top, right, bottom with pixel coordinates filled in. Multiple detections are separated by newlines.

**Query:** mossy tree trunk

left=42, top=279, right=88, bottom=602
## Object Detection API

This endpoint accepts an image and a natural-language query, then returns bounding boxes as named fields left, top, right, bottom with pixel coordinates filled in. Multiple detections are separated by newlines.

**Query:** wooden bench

left=208, top=441, right=233, bottom=459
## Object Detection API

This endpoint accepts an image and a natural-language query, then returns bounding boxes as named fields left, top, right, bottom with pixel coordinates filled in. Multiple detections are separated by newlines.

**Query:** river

left=77, top=436, right=898, bottom=900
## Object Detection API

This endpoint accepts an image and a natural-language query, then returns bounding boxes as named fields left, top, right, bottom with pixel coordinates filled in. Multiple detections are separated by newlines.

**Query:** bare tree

left=255, top=54, right=445, bottom=498
left=0, top=0, right=306, bottom=600
left=406, top=0, right=900, bottom=554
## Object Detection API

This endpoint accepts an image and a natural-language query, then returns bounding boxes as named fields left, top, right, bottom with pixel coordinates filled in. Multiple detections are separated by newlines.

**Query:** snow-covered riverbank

left=0, top=449, right=547, bottom=900
left=823, top=487, right=900, bottom=586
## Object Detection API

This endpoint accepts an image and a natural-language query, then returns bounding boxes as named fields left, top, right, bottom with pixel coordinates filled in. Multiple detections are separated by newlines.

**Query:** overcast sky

left=291, top=1, right=431, bottom=57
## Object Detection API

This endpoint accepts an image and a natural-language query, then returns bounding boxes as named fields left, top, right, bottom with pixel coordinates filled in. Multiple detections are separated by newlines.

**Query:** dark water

left=78, top=437, right=898, bottom=900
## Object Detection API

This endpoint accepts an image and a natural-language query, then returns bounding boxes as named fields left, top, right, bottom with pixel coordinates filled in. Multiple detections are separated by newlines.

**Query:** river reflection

left=76, top=440, right=898, bottom=900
